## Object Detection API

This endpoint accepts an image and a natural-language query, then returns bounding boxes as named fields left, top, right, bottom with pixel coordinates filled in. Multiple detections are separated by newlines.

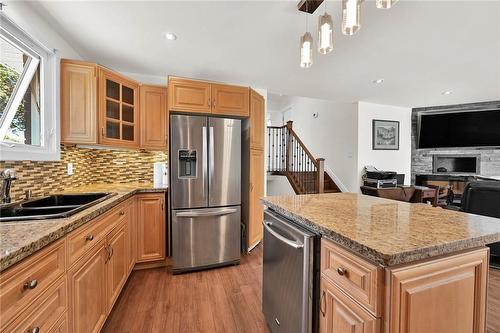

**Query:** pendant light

left=342, top=0, right=362, bottom=36
left=317, top=2, right=333, bottom=54
left=376, top=0, right=398, bottom=9
left=300, top=1, right=313, bottom=68
left=300, top=32, right=313, bottom=68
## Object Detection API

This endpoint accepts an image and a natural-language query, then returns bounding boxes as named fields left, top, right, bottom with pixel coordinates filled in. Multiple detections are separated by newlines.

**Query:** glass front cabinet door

left=99, top=69, right=140, bottom=148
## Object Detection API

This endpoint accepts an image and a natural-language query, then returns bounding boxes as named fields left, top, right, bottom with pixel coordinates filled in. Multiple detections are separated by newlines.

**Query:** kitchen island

left=262, top=192, right=500, bottom=333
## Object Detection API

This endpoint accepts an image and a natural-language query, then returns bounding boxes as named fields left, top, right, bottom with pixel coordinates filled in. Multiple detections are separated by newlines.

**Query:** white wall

left=357, top=102, right=412, bottom=188
left=4, top=1, right=81, bottom=59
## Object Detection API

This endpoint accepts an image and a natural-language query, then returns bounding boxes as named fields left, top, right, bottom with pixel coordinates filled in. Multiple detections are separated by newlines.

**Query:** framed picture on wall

left=372, top=119, right=399, bottom=150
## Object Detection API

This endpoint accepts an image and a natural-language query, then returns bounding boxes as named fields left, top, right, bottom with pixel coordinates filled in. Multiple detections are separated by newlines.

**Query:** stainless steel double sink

left=0, top=192, right=116, bottom=222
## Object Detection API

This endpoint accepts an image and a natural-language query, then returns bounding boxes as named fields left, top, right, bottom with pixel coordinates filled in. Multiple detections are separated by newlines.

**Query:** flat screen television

left=418, top=109, right=500, bottom=149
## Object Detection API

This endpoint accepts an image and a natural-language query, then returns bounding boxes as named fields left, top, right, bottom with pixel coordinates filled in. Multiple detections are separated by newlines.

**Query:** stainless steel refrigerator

left=170, top=114, right=241, bottom=273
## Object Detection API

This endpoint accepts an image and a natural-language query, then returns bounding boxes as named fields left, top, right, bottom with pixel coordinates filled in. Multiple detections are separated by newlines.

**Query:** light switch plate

left=67, top=163, right=73, bottom=175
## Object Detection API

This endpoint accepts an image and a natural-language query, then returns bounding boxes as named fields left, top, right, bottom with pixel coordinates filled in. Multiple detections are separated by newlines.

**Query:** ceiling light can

left=164, top=32, right=177, bottom=41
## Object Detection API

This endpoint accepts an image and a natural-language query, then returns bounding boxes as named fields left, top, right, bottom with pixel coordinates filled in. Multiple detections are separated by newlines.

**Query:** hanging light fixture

left=300, top=32, right=313, bottom=68
left=300, top=1, right=313, bottom=68
left=317, top=2, right=333, bottom=54
left=342, top=0, right=362, bottom=36
left=375, top=0, right=398, bottom=9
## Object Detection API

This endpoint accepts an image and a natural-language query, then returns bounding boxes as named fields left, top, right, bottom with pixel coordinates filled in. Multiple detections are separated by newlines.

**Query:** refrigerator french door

left=170, top=114, right=241, bottom=273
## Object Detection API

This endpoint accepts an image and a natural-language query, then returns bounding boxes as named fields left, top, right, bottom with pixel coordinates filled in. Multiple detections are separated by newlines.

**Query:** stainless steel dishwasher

left=262, top=209, right=319, bottom=333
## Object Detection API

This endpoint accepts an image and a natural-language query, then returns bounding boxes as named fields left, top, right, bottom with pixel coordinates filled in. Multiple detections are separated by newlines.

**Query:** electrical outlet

left=67, top=163, right=74, bottom=175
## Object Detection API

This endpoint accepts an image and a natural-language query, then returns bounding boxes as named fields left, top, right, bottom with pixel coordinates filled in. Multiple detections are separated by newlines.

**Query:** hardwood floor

left=103, top=244, right=270, bottom=333
left=488, top=268, right=500, bottom=333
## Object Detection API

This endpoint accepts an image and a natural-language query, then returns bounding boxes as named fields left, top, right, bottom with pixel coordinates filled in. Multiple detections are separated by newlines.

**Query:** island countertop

left=262, top=193, right=500, bottom=266
left=0, top=183, right=167, bottom=272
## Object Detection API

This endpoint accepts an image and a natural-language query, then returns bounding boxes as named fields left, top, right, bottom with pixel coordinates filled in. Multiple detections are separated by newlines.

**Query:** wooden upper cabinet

left=61, top=60, right=97, bottom=144
left=98, top=68, right=140, bottom=148
left=211, top=83, right=249, bottom=117
left=168, top=78, right=211, bottom=113
left=247, top=149, right=264, bottom=249
left=140, top=85, right=168, bottom=150
left=249, top=89, right=265, bottom=150
left=388, top=248, right=488, bottom=333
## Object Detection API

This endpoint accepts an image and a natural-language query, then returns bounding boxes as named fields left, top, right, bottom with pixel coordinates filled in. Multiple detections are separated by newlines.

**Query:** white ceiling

left=31, top=0, right=500, bottom=108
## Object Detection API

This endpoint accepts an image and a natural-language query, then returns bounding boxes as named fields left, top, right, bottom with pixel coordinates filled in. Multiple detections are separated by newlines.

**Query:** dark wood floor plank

left=103, top=244, right=269, bottom=333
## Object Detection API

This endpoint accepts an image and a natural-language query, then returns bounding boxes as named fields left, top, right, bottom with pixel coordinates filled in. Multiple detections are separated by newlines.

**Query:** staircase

left=267, top=121, right=341, bottom=195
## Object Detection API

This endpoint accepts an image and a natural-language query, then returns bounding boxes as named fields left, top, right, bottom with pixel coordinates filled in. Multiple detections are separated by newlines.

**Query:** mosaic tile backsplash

left=0, top=145, right=167, bottom=201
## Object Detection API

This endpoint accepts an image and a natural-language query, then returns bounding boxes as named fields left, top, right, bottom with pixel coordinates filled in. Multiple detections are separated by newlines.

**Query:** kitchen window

left=0, top=12, right=58, bottom=161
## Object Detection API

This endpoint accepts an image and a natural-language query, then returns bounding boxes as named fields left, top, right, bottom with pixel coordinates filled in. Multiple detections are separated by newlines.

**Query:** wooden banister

left=317, top=158, right=325, bottom=194
left=266, top=121, right=340, bottom=194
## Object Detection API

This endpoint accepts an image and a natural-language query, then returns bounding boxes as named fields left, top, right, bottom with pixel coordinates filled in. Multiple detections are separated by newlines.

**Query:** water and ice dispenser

left=178, top=150, right=197, bottom=178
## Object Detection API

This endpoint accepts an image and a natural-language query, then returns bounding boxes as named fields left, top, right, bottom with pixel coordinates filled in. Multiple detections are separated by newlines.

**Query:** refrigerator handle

left=202, top=126, right=207, bottom=195
left=176, top=208, right=237, bottom=217
left=209, top=126, right=215, bottom=194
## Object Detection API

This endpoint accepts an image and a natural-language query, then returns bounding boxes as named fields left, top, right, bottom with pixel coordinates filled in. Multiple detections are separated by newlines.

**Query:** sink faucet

left=1, top=169, right=17, bottom=203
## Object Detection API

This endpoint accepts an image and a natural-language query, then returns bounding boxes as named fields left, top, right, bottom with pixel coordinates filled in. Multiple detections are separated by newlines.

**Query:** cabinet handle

left=213, top=99, right=216, bottom=107
left=119, top=211, right=125, bottom=216
left=161, top=198, right=164, bottom=211
left=207, top=99, right=211, bottom=107
left=27, top=327, right=40, bottom=333
left=336, top=267, right=347, bottom=276
left=101, top=127, right=105, bottom=137
left=105, top=245, right=111, bottom=262
left=109, top=245, right=114, bottom=259
left=320, top=290, right=326, bottom=317
left=85, top=234, right=94, bottom=241
left=23, top=279, right=38, bottom=290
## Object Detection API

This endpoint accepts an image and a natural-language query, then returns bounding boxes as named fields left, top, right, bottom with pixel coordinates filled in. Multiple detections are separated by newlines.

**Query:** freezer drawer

left=172, top=206, right=241, bottom=272
left=262, top=209, right=316, bottom=333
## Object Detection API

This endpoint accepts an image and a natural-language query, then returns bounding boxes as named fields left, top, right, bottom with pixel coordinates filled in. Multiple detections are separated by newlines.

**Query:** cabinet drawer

left=320, top=278, right=381, bottom=333
left=0, top=239, right=66, bottom=330
left=67, top=202, right=128, bottom=267
left=321, top=239, right=383, bottom=316
left=49, top=312, right=68, bottom=333
left=3, top=276, right=67, bottom=333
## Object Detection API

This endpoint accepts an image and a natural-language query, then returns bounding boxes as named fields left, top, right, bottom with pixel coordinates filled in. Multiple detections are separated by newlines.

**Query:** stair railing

left=267, top=121, right=324, bottom=194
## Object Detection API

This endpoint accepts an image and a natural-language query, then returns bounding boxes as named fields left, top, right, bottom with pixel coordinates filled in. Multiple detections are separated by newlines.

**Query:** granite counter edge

left=0, top=187, right=167, bottom=272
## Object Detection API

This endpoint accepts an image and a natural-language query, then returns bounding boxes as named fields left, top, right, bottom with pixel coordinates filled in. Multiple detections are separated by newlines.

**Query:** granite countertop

left=0, top=183, right=168, bottom=272
left=262, top=193, right=500, bottom=267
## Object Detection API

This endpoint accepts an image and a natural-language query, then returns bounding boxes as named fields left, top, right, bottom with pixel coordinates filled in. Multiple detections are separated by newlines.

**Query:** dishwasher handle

left=263, top=221, right=304, bottom=249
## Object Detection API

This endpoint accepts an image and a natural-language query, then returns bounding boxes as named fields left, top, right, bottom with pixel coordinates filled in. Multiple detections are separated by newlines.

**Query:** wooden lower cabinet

left=106, top=221, right=128, bottom=310
left=320, top=238, right=489, bottom=333
left=387, top=248, right=489, bottom=333
left=67, top=240, right=108, bottom=333
left=320, top=278, right=380, bottom=333
left=136, top=193, right=166, bottom=263
left=247, top=148, right=265, bottom=249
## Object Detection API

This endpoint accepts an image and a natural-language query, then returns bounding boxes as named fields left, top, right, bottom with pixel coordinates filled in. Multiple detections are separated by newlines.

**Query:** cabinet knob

left=27, top=327, right=40, bottom=333
left=85, top=234, right=94, bottom=241
left=336, top=267, right=347, bottom=276
left=23, top=279, right=38, bottom=290
left=119, top=211, right=125, bottom=216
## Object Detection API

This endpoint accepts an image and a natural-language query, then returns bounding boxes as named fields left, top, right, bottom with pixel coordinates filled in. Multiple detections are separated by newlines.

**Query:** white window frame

left=0, top=11, right=59, bottom=161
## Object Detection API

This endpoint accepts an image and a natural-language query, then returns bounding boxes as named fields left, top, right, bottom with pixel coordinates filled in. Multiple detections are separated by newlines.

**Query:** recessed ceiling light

left=441, top=90, right=453, bottom=95
left=163, top=32, right=177, bottom=41
left=373, top=79, right=384, bottom=84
